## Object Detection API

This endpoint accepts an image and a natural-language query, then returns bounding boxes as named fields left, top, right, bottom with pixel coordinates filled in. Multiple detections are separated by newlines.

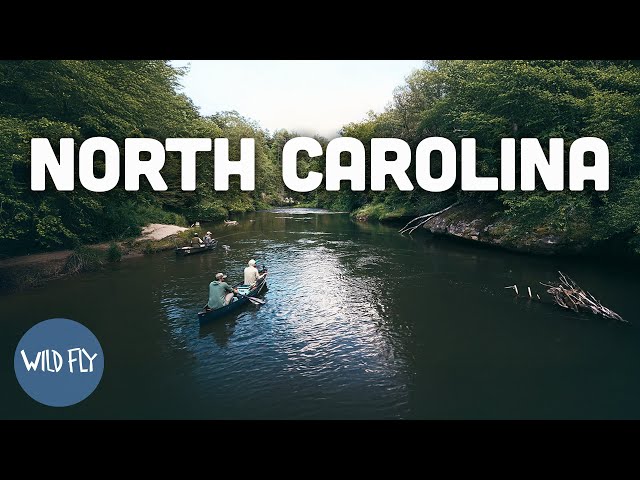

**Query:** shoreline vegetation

left=351, top=202, right=618, bottom=256
left=2, top=201, right=637, bottom=295
left=1, top=60, right=639, bottom=291
left=0, top=223, right=195, bottom=292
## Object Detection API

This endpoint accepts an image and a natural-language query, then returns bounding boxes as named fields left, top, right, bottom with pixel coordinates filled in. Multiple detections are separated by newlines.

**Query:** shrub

left=142, top=241, right=155, bottom=254
left=64, top=245, right=103, bottom=274
left=106, top=242, right=122, bottom=263
left=190, top=201, right=228, bottom=221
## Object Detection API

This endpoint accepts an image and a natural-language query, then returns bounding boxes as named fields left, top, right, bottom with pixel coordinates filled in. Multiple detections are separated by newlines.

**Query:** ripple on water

left=3, top=209, right=637, bottom=419
left=159, top=225, right=415, bottom=418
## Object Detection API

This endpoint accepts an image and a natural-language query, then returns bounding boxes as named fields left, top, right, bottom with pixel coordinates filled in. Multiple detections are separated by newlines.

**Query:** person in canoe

left=191, top=232, right=204, bottom=247
left=244, top=259, right=267, bottom=287
left=206, top=273, right=239, bottom=311
left=203, top=231, right=214, bottom=246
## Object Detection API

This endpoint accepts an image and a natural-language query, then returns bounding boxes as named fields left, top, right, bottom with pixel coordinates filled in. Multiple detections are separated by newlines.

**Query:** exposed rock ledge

left=420, top=203, right=590, bottom=255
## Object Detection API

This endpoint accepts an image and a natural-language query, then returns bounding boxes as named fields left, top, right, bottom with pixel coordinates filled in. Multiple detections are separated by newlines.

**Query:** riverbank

left=353, top=202, right=638, bottom=259
left=3, top=207, right=638, bottom=419
left=414, top=203, right=589, bottom=256
left=0, top=224, right=193, bottom=293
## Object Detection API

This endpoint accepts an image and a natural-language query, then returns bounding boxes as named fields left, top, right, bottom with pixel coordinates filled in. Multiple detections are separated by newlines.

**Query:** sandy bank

left=0, top=223, right=190, bottom=292
left=138, top=224, right=188, bottom=241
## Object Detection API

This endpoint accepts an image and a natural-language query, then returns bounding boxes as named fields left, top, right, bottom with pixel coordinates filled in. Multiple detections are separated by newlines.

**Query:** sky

left=170, top=60, right=425, bottom=139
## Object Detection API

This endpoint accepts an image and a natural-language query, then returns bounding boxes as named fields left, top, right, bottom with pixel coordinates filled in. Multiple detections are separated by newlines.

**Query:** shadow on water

left=1, top=208, right=639, bottom=419
left=199, top=318, right=238, bottom=348
left=198, top=286, right=269, bottom=348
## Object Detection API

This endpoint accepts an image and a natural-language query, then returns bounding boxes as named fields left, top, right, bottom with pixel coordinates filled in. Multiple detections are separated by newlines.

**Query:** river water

left=1, top=208, right=638, bottom=419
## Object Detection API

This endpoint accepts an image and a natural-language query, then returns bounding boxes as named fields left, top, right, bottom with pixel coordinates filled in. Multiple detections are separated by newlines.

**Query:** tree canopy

left=1, top=60, right=639, bottom=256
left=0, top=60, right=284, bottom=255
left=313, top=60, right=640, bottom=254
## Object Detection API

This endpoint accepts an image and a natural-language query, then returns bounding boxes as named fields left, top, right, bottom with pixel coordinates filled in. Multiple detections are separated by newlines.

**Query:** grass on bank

left=351, top=203, right=411, bottom=221
left=0, top=229, right=197, bottom=293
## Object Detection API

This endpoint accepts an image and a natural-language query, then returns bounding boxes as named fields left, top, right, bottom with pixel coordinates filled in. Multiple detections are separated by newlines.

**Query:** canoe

left=175, top=240, right=218, bottom=256
left=198, top=274, right=267, bottom=325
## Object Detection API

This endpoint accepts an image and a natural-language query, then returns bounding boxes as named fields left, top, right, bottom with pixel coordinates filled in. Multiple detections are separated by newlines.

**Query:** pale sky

left=170, top=60, right=425, bottom=139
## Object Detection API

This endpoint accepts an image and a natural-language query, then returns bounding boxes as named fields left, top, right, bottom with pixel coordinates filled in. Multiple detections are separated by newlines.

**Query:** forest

left=1, top=60, right=639, bottom=256
left=305, top=60, right=640, bottom=256
left=0, top=61, right=286, bottom=254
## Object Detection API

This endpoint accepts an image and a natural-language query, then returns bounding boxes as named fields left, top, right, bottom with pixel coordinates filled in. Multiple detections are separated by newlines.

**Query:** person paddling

left=206, top=273, right=238, bottom=310
left=244, top=259, right=267, bottom=287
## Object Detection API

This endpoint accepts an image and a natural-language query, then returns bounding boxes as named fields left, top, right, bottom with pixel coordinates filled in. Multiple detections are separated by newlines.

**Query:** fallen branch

left=504, top=284, right=519, bottom=295
left=399, top=202, right=459, bottom=235
left=540, top=271, right=627, bottom=323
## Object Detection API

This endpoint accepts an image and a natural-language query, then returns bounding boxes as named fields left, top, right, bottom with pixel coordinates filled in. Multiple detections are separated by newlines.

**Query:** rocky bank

left=417, top=203, right=591, bottom=255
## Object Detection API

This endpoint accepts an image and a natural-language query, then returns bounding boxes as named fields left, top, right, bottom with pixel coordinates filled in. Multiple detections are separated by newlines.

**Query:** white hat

left=248, top=259, right=256, bottom=266
left=215, top=273, right=227, bottom=280
left=206, top=231, right=212, bottom=235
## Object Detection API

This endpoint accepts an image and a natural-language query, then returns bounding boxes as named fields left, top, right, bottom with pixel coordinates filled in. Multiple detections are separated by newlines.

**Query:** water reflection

left=1, top=208, right=639, bottom=419
left=199, top=318, right=238, bottom=348
left=161, top=215, right=414, bottom=418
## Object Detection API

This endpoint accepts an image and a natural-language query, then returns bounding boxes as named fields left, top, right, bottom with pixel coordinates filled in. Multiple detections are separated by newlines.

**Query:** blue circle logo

left=14, top=318, right=104, bottom=407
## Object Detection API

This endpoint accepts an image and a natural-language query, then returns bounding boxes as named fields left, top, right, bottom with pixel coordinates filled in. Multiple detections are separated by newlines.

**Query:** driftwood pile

left=540, top=271, right=626, bottom=323
left=400, top=206, right=627, bottom=324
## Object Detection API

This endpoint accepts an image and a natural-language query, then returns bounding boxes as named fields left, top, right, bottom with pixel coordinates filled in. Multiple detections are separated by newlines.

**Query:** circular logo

left=14, top=318, right=104, bottom=407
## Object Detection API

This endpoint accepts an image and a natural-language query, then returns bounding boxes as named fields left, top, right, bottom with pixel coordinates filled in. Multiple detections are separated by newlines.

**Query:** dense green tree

left=327, top=60, right=640, bottom=254
left=2, top=60, right=639, bottom=257
left=0, top=61, right=286, bottom=255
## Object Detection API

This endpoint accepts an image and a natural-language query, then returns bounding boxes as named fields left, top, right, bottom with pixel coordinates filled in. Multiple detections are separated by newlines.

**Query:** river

left=1, top=208, right=638, bottom=419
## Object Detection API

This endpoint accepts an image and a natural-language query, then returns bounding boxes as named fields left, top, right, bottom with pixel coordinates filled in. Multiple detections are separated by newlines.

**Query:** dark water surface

left=1, top=208, right=638, bottom=419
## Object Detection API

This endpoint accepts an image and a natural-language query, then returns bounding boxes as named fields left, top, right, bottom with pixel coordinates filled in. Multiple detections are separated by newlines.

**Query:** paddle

left=237, top=293, right=265, bottom=305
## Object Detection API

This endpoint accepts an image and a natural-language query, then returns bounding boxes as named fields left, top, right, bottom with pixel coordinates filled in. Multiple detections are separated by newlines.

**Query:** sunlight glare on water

left=1, top=208, right=638, bottom=419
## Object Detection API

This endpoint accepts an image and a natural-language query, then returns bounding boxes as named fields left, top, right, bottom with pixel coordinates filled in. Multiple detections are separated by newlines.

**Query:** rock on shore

left=420, top=203, right=590, bottom=255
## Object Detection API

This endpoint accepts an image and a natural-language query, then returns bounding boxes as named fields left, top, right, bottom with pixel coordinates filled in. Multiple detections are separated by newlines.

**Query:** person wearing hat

left=191, top=232, right=204, bottom=247
left=244, top=259, right=267, bottom=287
left=207, top=273, right=238, bottom=310
left=203, top=231, right=214, bottom=246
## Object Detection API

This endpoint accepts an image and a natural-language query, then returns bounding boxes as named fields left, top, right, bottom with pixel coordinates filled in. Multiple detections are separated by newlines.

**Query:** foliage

left=64, top=245, right=103, bottom=274
left=352, top=202, right=409, bottom=221
left=189, top=200, right=228, bottom=222
left=106, top=242, right=122, bottom=263
left=2, top=60, right=639, bottom=257
left=310, top=60, right=640, bottom=254
left=0, top=61, right=286, bottom=255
